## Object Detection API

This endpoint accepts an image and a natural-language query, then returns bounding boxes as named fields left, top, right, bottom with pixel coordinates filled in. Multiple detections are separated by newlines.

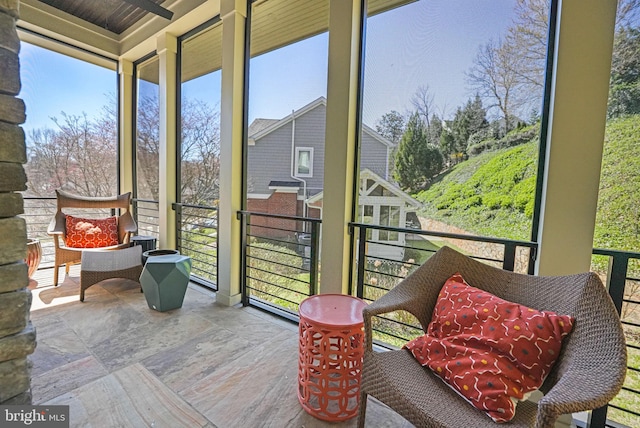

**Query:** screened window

left=134, top=54, right=160, bottom=202
left=20, top=41, right=118, bottom=197
left=179, top=20, right=222, bottom=207
left=360, top=0, right=550, bottom=243
left=246, top=0, right=329, bottom=213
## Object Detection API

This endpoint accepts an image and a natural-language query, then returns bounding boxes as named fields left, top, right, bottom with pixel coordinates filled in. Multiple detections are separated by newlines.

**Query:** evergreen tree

left=608, top=26, right=640, bottom=118
left=394, top=112, right=443, bottom=192
left=375, top=110, right=405, bottom=145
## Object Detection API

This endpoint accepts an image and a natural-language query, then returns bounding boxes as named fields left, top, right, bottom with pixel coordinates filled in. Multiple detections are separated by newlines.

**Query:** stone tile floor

left=27, top=266, right=412, bottom=428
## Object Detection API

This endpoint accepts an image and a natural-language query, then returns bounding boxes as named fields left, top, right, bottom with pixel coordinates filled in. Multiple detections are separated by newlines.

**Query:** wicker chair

left=357, top=246, right=627, bottom=428
left=80, top=245, right=143, bottom=301
left=47, top=189, right=137, bottom=286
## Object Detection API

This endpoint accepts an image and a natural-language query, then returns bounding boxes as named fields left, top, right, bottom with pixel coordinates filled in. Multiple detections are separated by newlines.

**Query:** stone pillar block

left=0, top=1, right=19, bottom=18
left=0, top=48, right=19, bottom=95
left=0, top=288, right=31, bottom=337
left=0, top=217, right=25, bottom=264
left=0, top=122, right=26, bottom=163
left=0, top=12, right=18, bottom=53
left=0, top=323, right=35, bottom=363
left=0, top=94, right=25, bottom=124
left=0, top=162, right=26, bottom=192
left=0, top=262, right=27, bottom=293
left=0, top=193, right=23, bottom=217
left=0, top=357, right=31, bottom=402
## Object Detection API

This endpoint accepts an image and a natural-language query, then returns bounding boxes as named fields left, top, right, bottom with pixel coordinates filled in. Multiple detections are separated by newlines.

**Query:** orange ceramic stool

left=297, top=294, right=367, bottom=421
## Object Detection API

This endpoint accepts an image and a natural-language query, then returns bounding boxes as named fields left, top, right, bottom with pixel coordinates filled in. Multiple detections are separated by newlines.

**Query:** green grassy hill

left=415, top=141, right=538, bottom=240
left=415, top=114, right=640, bottom=251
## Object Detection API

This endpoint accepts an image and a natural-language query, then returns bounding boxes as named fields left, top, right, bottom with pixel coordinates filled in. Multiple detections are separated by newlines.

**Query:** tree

left=26, top=111, right=117, bottom=197
left=466, top=38, right=524, bottom=134
left=394, top=113, right=443, bottom=192
left=375, top=110, right=405, bottom=145
left=608, top=26, right=640, bottom=118
left=136, top=93, right=160, bottom=201
left=411, top=85, right=435, bottom=128
left=26, top=95, right=221, bottom=207
left=447, top=95, right=489, bottom=155
left=505, top=0, right=549, bottom=95
left=180, top=99, right=221, bottom=205
left=426, top=114, right=443, bottom=147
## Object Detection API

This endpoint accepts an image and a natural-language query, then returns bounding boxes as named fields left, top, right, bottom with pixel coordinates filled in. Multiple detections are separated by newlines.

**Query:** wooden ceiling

left=35, top=0, right=169, bottom=34
left=173, top=0, right=413, bottom=84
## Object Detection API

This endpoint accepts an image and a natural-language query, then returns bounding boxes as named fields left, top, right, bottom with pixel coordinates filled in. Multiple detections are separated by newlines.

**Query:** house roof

left=247, top=96, right=394, bottom=148
left=247, top=119, right=280, bottom=138
left=306, top=168, right=422, bottom=210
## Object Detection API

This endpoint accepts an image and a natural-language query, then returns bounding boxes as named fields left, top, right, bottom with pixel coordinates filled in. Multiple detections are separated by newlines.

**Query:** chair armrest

left=47, top=212, right=65, bottom=235
left=535, top=368, right=621, bottom=428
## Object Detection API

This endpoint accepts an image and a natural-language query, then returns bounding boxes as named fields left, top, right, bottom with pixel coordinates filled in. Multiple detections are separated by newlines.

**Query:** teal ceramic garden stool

left=140, top=254, right=192, bottom=312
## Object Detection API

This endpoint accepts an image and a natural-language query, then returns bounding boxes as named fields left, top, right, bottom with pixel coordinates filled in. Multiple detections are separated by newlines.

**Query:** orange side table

left=297, top=294, right=367, bottom=421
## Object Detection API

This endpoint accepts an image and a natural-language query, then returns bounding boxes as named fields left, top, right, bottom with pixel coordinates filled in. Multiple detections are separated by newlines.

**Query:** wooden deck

left=27, top=267, right=412, bottom=427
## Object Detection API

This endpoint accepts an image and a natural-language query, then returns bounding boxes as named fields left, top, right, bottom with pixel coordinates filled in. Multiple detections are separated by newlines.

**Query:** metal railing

left=350, top=222, right=538, bottom=347
left=132, top=198, right=160, bottom=239
left=590, top=248, right=640, bottom=428
left=173, top=202, right=218, bottom=290
left=238, top=210, right=320, bottom=319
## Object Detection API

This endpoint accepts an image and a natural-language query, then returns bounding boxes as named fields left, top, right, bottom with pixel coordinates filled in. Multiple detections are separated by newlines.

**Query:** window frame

left=295, top=147, right=314, bottom=178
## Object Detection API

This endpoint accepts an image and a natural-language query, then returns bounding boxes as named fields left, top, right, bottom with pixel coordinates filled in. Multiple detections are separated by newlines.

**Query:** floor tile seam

left=53, top=310, right=117, bottom=376
left=30, top=355, right=111, bottom=405
left=117, top=363, right=219, bottom=428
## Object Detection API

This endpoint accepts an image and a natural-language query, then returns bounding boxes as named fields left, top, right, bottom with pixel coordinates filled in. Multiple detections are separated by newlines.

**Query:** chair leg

left=357, top=391, right=368, bottom=428
left=53, top=265, right=59, bottom=286
left=65, top=263, right=70, bottom=274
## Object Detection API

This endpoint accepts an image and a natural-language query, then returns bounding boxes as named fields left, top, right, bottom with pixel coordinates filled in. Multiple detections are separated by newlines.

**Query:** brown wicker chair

left=357, top=246, right=627, bottom=428
left=47, top=189, right=137, bottom=286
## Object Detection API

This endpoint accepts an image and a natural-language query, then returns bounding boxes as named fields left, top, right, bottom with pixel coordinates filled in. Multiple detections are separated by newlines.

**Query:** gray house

left=247, top=97, right=421, bottom=259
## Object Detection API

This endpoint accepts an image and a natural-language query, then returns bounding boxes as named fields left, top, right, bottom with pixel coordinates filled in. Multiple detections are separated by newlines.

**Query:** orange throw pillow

left=65, top=215, right=119, bottom=248
left=404, top=273, right=574, bottom=423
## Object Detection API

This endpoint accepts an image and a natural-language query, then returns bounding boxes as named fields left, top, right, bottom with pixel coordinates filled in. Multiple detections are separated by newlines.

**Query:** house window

left=379, top=205, right=400, bottom=241
left=362, top=205, right=374, bottom=240
left=295, top=147, right=314, bottom=177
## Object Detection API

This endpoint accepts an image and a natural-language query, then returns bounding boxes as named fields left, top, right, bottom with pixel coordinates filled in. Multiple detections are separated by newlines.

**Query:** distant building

left=247, top=97, right=421, bottom=260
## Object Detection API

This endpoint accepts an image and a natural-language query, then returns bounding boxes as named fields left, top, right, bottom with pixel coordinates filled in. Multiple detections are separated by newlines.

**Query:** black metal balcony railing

left=173, top=202, right=218, bottom=290
left=132, top=198, right=160, bottom=239
left=238, top=210, right=320, bottom=320
left=591, top=248, right=640, bottom=428
left=350, top=222, right=538, bottom=347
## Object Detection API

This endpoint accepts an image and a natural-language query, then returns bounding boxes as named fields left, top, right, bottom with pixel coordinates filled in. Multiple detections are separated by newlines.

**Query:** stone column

left=0, top=0, right=37, bottom=405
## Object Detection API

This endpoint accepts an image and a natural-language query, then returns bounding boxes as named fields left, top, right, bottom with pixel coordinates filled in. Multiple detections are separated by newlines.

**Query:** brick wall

left=247, top=192, right=300, bottom=239
left=0, top=0, right=36, bottom=405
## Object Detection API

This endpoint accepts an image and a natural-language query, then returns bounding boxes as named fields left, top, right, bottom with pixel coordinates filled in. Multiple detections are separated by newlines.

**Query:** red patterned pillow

left=404, top=273, right=574, bottom=423
left=65, top=215, right=119, bottom=248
